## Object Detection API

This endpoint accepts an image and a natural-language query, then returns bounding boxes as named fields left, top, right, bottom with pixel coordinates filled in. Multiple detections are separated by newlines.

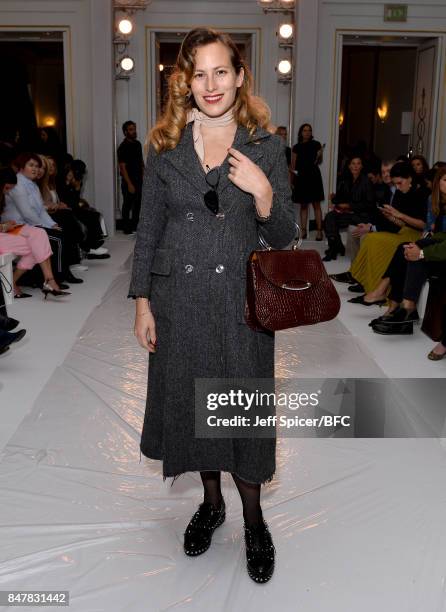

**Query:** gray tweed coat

left=128, top=122, right=295, bottom=484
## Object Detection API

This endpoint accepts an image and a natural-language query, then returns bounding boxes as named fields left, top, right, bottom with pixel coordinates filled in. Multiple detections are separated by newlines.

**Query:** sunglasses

left=204, top=166, right=220, bottom=214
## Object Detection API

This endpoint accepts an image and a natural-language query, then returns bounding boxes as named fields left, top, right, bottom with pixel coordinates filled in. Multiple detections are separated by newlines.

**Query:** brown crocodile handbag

left=245, top=226, right=341, bottom=332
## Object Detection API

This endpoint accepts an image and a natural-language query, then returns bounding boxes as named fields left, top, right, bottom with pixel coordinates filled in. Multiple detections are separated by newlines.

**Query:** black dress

left=292, top=140, right=325, bottom=203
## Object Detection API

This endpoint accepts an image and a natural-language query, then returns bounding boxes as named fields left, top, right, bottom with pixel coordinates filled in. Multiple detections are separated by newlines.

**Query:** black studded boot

left=244, top=519, right=276, bottom=583
left=183, top=498, right=226, bottom=556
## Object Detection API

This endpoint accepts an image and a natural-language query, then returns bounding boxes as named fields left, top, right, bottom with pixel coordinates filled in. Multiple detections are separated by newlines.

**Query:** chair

left=0, top=252, right=15, bottom=306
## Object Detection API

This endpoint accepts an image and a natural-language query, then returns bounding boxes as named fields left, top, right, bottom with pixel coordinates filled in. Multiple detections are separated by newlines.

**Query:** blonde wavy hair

left=37, top=154, right=52, bottom=205
left=150, top=28, right=274, bottom=152
left=431, top=166, right=446, bottom=218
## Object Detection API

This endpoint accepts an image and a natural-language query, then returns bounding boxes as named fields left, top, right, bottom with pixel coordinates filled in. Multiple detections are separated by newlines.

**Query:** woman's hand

left=1, top=220, right=20, bottom=232
left=404, top=243, right=421, bottom=261
left=381, top=204, right=400, bottom=218
left=227, top=147, right=272, bottom=197
left=351, top=223, right=372, bottom=238
left=134, top=307, right=157, bottom=353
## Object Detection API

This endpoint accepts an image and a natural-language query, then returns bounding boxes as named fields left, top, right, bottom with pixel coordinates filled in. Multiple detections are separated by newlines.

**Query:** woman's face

left=47, top=158, right=56, bottom=176
left=393, top=176, right=412, bottom=193
left=349, top=158, right=363, bottom=175
left=411, top=159, right=424, bottom=174
left=36, top=166, right=45, bottom=180
left=302, top=125, right=312, bottom=140
left=439, top=174, right=446, bottom=196
left=190, top=41, right=244, bottom=118
left=21, top=159, right=40, bottom=180
left=65, top=170, right=74, bottom=184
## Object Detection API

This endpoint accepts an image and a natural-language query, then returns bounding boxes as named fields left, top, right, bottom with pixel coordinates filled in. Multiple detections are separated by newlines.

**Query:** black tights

left=200, top=470, right=263, bottom=527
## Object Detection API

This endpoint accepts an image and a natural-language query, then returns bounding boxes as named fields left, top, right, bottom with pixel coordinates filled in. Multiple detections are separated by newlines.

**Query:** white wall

left=0, top=0, right=115, bottom=235
left=294, top=0, right=446, bottom=201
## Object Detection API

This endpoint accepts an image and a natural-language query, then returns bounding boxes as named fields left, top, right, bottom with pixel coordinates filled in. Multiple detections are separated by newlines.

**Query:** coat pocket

left=151, top=248, right=172, bottom=276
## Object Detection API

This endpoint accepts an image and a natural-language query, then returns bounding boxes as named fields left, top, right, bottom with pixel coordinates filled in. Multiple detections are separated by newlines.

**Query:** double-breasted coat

left=128, top=122, right=296, bottom=484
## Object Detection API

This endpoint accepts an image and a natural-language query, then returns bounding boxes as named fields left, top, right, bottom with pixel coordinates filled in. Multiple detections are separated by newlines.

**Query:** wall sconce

left=339, top=111, right=344, bottom=127
left=278, top=22, right=293, bottom=48
left=43, top=116, right=57, bottom=127
left=117, top=18, right=133, bottom=35
left=277, top=59, right=292, bottom=83
left=277, top=59, right=292, bottom=74
left=113, top=1, right=151, bottom=80
left=279, top=23, right=293, bottom=39
left=377, top=104, right=388, bottom=123
left=258, top=0, right=295, bottom=13
left=116, top=55, right=135, bottom=79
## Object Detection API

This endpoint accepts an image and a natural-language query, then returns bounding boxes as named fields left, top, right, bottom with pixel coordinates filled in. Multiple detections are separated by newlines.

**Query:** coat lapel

left=163, top=123, right=208, bottom=194
left=162, top=122, right=272, bottom=199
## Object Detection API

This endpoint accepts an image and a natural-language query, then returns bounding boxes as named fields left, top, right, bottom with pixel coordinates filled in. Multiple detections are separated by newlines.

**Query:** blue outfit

left=2, top=173, right=56, bottom=229
left=425, top=195, right=446, bottom=233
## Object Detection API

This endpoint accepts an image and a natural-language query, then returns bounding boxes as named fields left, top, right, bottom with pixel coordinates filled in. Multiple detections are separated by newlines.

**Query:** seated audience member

left=367, top=167, right=382, bottom=186
left=2, top=153, right=78, bottom=286
left=323, top=156, right=374, bottom=261
left=0, top=167, right=69, bottom=299
left=58, top=163, right=110, bottom=259
left=331, top=160, right=400, bottom=284
left=347, top=162, right=429, bottom=302
left=411, top=154, right=429, bottom=188
left=37, top=155, right=84, bottom=283
left=353, top=168, right=446, bottom=327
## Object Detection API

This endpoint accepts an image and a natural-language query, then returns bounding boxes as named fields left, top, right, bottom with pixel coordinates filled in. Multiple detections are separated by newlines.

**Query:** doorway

left=333, top=32, right=444, bottom=180
left=0, top=30, right=69, bottom=161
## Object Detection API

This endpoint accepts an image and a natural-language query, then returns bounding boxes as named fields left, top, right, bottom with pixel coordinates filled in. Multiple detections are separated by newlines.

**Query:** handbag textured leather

left=245, top=231, right=341, bottom=332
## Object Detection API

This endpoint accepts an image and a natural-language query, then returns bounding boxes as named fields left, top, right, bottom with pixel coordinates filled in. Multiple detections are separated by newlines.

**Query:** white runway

left=1, top=239, right=445, bottom=611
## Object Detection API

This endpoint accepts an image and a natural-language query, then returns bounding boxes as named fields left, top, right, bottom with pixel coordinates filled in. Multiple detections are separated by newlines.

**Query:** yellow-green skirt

left=350, top=227, right=422, bottom=293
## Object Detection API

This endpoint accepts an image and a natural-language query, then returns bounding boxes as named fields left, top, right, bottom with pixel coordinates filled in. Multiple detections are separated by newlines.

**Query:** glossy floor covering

left=1, top=238, right=445, bottom=611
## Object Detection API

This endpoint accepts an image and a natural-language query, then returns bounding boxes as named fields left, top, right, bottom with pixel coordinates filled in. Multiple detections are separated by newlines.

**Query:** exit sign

left=384, top=4, right=408, bottom=22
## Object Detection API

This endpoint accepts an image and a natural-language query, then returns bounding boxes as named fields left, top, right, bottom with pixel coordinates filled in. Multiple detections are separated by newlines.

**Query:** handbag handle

left=281, top=280, right=312, bottom=291
left=258, top=222, right=302, bottom=251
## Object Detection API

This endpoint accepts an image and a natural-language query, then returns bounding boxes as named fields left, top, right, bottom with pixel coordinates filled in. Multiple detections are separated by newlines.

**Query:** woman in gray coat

left=128, top=28, right=295, bottom=583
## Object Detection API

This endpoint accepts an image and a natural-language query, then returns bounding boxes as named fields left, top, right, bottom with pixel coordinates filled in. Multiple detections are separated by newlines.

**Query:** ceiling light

left=278, top=59, right=292, bottom=75
left=118, top=18, right=133, bottom=35
left=120, top=56, right=134, bottom=71
left=159, top=64, right=164, bottom=71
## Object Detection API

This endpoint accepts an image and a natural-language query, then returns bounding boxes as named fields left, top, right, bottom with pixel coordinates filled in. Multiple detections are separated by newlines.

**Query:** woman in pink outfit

left=0, top=167, right=68, bottom=299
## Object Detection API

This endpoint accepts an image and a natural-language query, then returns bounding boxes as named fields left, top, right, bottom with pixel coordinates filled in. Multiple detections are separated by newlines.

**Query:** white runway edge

left=0, top=243, right=446, bottom=611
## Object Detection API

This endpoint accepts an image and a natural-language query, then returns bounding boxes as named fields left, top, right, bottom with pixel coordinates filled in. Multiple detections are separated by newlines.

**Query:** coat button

left=186, top=212, right=194, bottom=221
left=215, top=264, right=225, bottom=273
left=185, top=264, right=194, bottom=273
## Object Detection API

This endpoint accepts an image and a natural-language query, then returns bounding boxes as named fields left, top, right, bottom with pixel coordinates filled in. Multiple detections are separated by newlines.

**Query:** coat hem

left=140, top=447, right=275, bottom=486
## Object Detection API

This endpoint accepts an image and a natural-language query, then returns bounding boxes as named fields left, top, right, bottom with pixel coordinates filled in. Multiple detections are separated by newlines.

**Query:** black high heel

left=348, top=294, right=386, bottom=306
left=41, top=278, right=71, bottom=300
left=244, top=519, right=276, bottom=583
left=184, top=498, right=226, bottom=556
